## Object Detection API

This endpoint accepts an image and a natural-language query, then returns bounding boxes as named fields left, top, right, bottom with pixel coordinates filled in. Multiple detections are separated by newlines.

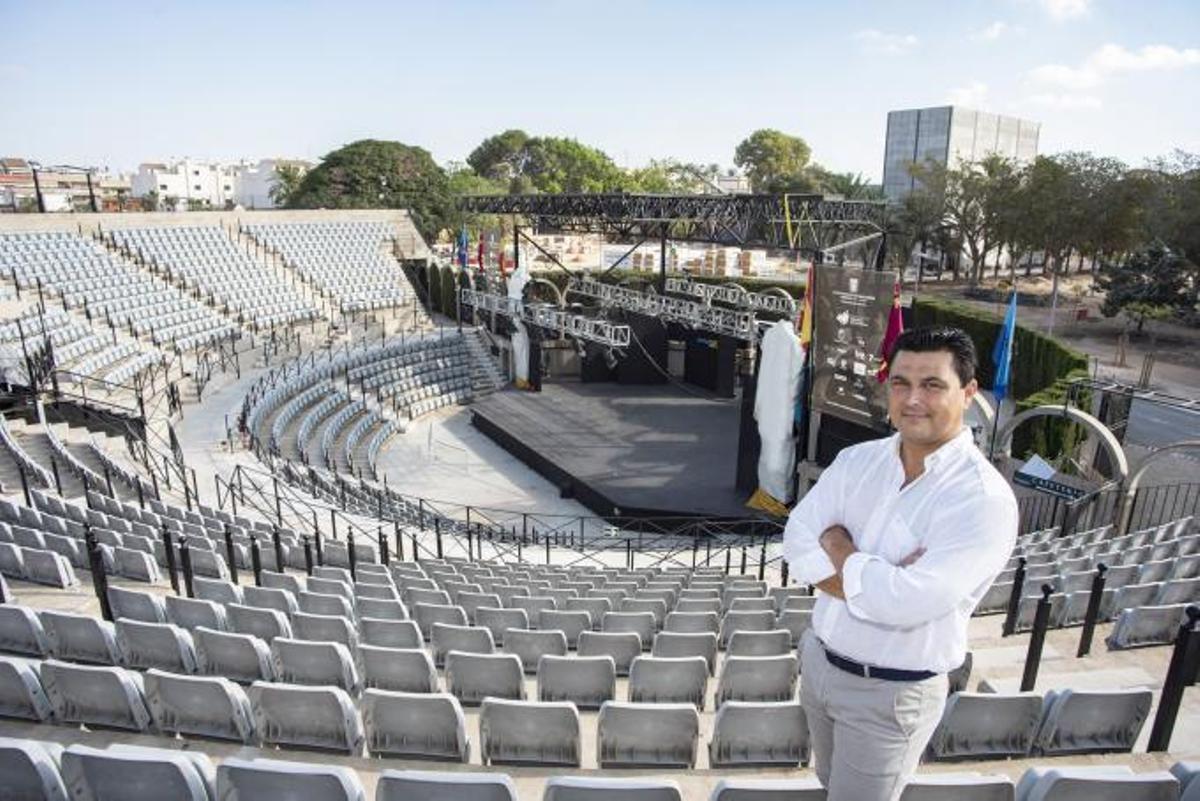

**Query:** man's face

left=887, top=349, right=977, bottom=449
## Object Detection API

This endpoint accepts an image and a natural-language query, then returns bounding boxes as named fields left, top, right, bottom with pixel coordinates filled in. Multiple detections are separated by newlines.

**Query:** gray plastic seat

left=602, top=611, right=656, bottom=649
left=299, top=589, right=356, bottom=619
left=537, top=653, right=616, bottom=709
left=144, top=668, right=255, bottom=742
left=718, top=610, right=776, bottom=648
left=622, top=598, right=668, bottom=628
left=1014, top=593, right=1066, bottom=632
left=354, top=582, right=397, bottom=601
left=479, top=697, right=581, bottom=766
left=0, top=654, right=53, bottom=721
left=17, top=547, right=76, bottom=587
left=676, top=598, right=723, bottom=614
left=406, top=587, right=451, bottom=606
left=292, top=611, right=358, bottom=650
left=564, top=597, right=611, bottom=628
left=597, top=701, right=699, bottom=768
left=1016, top=765, right=1178, bottom=801
left=261, top=569, right=305, bottom=595
left=359, top=617, right=422, bottom=648
left=193, top=576, right=242, bottom=605
left=628, top=655, right=709, bottom=709
left=1107, top=604, right=1189, bottom=649
left=544, top=776, right=683, bottom=801
left=0, top=737, right=68, bottom=801
left=708, top=778, right=827, bottom=800
left=166, top=595, right=227, bottom=631
left=714, top=654, right=798, bottom=708
left=249, top=681, right=364, bottom=754
left=413, top=602, right=468, bottom=641
left=709, top=700, right=808, bottom=767
left=476, top=607, right=528, bottom=645
left=60, top=743, right=215, bottom=801
left=362, top=689, right=469, bottom=761
left=431, top=622, right=495, bottom=667
left=39, top=659, right=152, bottom=731
left=458, top=591, right=502, bottom=624
left=377, top=769, right=518, bottom=801
left=116, top=619, right=198, bottom=673
left=360, top=645, right=439, bottom=693
left=40, top=610, right=120, bottom=664
left=1158, top=577, right=1200, bottom=605
left=243, top=585, right=299, bottom=616
left=112, top=547, right=160, bottom=583
left=664, top=611, right=719, bottom=634
left=899, top=773, right=1016, bottom=801
left=1111, top=582, right=1164, bottom=615
left=539, top=609, right=592, bottom=648
left=227, top=603, right=292, bottom=642
left=217, top=756, right=366, bottom=801
left=271, top=637, right=360, bottom=694
left=194, top=626, right=275, bottom=683
left=355, top=597, right=407, bottom=621
left=308, top=575, right=353, bottom=599
left=651, top=631, right=719, bottom=675
left=727, top=629, right=792, bottom=656
left=578, top=630, right=643, bottom=676
left=1031, top=688, right=1153, bottom=755
left=107, top=587, right=167, bottom=624
left=504, top=627, right=568, bottom=674
left=776, top=610, right=814, bottom=645
left=925, top=692, right=1044, bottom=760
left=445, top=651, right=525, bottom=705
left=0, top=604, right=49, bottom=656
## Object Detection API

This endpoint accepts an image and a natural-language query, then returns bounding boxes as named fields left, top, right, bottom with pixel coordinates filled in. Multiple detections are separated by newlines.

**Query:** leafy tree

left=269, top=162, right=305, bottom=207
left=733, top=129, right=813, bottom=193
left=520, top=137, right=627, bottom=193
left=287, top=139, right=451, bottom=240
left=467, top=129, right=530, bottom=181
left=819, top=170, right=884, bottom=200
left=1097, top=246, right=1196, bottom=332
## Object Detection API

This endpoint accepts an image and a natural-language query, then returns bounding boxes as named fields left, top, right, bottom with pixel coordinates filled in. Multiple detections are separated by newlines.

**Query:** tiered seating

left=0, top=307, right=162, bottom=387
left=244, top=331, right=476, bottom=479
left=0, top=231, right=237, bottom=353
left=109, top=226, right=318, bottom=330
left=243, top=220, right=412, bottom=313
left=975, top=517, right=1198, bottom=648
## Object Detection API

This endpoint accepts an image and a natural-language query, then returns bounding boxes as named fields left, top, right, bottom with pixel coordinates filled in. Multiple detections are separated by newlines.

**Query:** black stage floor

left=470, top=380, right=750, bottom=519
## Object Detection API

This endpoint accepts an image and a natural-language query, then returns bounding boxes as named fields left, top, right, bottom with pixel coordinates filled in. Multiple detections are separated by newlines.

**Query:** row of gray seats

left=0, top=653, right=802, bottom=767
left=3, top=737, right=1196, bottom=801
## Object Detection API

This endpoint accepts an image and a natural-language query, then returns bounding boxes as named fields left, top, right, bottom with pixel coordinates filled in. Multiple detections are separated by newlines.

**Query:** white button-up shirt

left=782, top=427, right=1017, bottom=673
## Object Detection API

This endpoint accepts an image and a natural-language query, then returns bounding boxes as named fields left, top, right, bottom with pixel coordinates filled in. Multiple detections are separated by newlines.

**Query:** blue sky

left=1, top=0, right=1196, bottom=180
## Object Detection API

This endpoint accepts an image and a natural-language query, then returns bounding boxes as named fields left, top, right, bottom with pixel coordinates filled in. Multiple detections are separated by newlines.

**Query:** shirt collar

left=892, top=427, right=972, bottom=474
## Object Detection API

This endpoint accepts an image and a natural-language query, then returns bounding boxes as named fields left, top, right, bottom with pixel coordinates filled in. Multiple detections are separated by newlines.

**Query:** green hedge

left=912, top=297, right=1091, bottom=461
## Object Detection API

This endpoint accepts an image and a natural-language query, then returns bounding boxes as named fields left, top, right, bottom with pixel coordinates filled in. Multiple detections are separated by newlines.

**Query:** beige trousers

left=800, top=632, right=948, bottom=801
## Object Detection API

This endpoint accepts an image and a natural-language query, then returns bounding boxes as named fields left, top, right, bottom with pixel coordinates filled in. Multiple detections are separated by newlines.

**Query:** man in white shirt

left=784, top=326, right=1017, bottom=801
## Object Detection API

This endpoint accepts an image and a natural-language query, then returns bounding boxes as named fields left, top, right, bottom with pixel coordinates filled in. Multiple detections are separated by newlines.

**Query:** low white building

left=131, top=158, right=311, bottom=210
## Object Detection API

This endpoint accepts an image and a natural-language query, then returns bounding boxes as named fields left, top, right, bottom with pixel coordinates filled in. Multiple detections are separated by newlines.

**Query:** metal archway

left=968, top=394, right=995, bottom=446
left=761, top=286, right=799, bottom=316
left=525, top=278, right=565, bottom=308
left=993, top=405, right=1129, bottom=481
left=1115, top=440, right=1200, bottom=535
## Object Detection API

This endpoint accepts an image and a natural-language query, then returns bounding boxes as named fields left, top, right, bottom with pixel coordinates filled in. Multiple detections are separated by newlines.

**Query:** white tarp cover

left=507, top=262, right=531, bottom=386
left=754, top=320, right=804, bottom=504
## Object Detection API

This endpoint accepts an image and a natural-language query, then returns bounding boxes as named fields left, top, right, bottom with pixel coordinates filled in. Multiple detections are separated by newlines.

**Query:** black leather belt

left=823, top=646, right=938, bottom=683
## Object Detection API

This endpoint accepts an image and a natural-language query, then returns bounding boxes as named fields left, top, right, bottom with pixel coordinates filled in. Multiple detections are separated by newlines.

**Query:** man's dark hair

left=889, top=326, right=977, bottom=386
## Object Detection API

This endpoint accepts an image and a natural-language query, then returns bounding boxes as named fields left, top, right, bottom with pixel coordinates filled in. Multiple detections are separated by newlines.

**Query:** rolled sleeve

left=840, top=551, right=879, bottom=600
left=782, top=451, right=848, bottom=586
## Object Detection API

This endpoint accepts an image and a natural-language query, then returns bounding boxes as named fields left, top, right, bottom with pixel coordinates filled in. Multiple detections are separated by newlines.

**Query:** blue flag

left=992, top=290, right=1018, bottom=403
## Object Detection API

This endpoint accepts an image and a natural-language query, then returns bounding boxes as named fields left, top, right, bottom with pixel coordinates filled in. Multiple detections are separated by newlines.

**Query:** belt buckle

left=863, top=664, right=872, bottom=679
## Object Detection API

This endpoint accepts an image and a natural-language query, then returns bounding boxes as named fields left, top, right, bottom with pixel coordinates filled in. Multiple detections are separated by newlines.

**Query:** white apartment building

left=131, top=158, right=310, bottom=210
left=882, top=106, right=1040, bottom=201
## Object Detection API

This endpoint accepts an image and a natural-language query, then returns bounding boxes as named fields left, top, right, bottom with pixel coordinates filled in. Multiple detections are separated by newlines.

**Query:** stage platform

left=470, top=380, right=753, bottom=519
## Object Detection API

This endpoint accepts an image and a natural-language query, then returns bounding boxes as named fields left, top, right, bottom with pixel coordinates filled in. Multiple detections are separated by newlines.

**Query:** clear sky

left=1, top=0, right=1197, bottom=181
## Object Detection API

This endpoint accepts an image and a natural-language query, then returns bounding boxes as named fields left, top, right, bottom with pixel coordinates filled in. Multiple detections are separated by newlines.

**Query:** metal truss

left=457, top=193, right=886, bottom=254
left=460, top=288, right=631, bottom=348
left=566, top=277, right=757, bottom=340
left=663, top=277, right=796, bottom=317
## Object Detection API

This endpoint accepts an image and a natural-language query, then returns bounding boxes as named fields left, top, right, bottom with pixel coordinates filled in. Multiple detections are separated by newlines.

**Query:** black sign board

left=1013, top=472, right=1088, bottom=500
left=810, top=265, right=899, bottom=431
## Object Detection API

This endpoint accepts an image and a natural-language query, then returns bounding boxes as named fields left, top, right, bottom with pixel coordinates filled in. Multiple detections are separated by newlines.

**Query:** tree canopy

left=286, top=139, right=451, bottom=239
left=733, top=129, right=814, bottom=193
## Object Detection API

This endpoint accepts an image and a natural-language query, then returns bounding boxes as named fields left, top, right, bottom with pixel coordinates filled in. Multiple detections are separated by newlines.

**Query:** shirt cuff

left=790, top=548, right=838, bottom=586
left=840, top=551, right=880, bottom=602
